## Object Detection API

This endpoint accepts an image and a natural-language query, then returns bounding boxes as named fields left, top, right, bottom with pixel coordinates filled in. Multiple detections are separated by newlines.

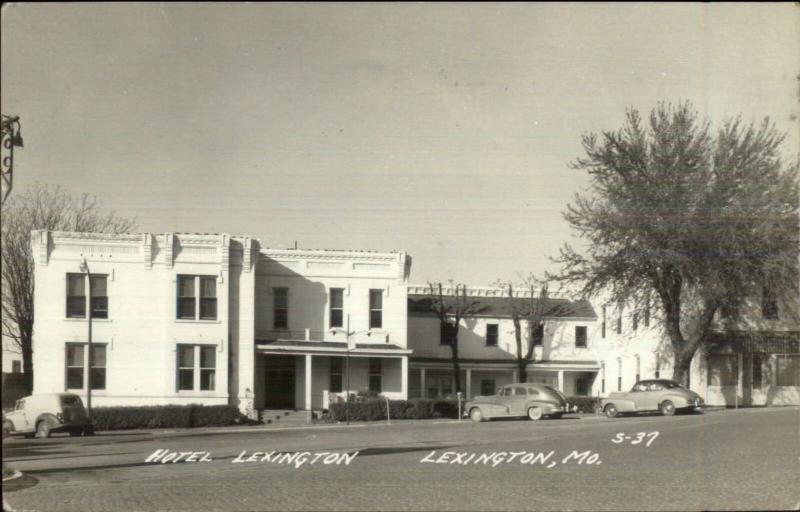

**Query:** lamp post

left=1, top=114, right=23, bottom=205
left=79, top=258, right=93, bottom=425
left=331, top=314, right=371, bottom=425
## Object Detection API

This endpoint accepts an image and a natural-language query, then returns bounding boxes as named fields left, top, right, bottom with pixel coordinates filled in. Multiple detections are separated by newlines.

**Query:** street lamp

left=79, top=258, right=93, bottom=426
left=1, top=114, right=23, bottom=205
left=330, top=314, right=371, bottom=425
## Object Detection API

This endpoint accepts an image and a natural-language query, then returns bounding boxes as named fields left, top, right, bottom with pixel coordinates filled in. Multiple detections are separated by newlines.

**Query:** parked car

left=601, top=379, right=704, bottom=418
left=465, top=383, right=569, bottom=422
left=2, top=393, right=92, bottom=439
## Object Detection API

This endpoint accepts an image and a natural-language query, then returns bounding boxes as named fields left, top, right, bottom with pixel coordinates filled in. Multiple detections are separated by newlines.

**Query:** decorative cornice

left=50, top=231, right=143, bottom=244
left=260, top=248, right=400, bottom=263
left=407, top=284, right=567, bottom=299
left=164, top=233, right=174, bottom=269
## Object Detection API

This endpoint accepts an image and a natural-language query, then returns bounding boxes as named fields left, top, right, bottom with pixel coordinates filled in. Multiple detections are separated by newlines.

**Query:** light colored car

left=465, top=383, right=569, bottom=422
left=601, top=379, right=704, bottom=418
left=2, top=393, right=92, bottom=439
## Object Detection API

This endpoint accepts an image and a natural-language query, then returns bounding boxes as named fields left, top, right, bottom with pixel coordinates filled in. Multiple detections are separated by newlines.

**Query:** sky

left=2, top=3, right=798, bottom=286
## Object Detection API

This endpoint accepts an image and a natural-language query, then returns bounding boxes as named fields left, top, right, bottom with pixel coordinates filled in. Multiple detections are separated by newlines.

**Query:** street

left=4, top=407, right=800, bottom=511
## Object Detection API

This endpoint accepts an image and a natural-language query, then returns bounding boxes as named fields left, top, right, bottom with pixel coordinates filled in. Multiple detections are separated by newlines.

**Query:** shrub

left=1, top=373, right=28, bottom=410
left=91, top=404, right=244, bottom=431
left=324, top=398, right=460, bottom=422
left=567, top=396, right=602, bottom=414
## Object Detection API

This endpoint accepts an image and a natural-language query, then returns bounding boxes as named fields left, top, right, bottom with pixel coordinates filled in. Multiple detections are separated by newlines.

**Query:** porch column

left=420, top=368, right=426, bottom=398
left=401, top=356, right=408, bottom=400
left=305, top=354, right=312, bottom=423
left=558, top=370, right=565, bottom=392
left=465, top=369, right=472, bottom=399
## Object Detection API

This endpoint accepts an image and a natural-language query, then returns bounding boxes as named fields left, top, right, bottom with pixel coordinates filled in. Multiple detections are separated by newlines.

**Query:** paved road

left=4, top=407, right=800, bottom=511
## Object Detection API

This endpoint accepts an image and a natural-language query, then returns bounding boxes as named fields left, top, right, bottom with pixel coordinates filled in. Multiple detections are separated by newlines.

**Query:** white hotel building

left=30, top=230, right=799, bottom=414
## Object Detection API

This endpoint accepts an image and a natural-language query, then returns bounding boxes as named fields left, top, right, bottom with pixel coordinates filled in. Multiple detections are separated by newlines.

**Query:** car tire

left=2, top=422, right=12, bottom=439
left=469, top=408, right=484, bottom=423
left=660, top=400, right=676, bottom=416
left=527, top=407, right=543, bottom=421
left=35, top=420, right=51, bottom=439
left=604, top=403, right=619, bottom=418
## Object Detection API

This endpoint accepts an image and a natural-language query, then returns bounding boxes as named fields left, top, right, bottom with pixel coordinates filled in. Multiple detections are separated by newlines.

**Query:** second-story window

left=440, top=321, right=455, bottom=345
left=485, top=324, right=498, bottom=346
left=601, top=305, right=606, bottom=338
left=644, top=303, right=650, bottom=327
left=369, top=289, right=383, bottom=329
left=177, top=275, right=217, bottom=320
left=67, top=274, right=108, bottom=319
left=329, top=288, right=344, bottom=328
left=632, top=312, right=639, bottom=331
left=273, top=287, right=289, bottom=329
left=575, top=326, right=587, bottom=348
left=762, top=287, right=779, bottom=320
left=616, top=314, right=622, bottom=334
left=531, top=323, right=544, bottom=347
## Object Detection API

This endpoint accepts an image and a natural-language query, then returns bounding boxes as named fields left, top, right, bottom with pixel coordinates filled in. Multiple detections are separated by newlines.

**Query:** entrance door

left=264, top=355, right=296, bottom=409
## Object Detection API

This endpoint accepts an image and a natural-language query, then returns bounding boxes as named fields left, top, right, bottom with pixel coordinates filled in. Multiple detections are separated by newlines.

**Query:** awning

left=256, top=339, right=412, bottom=357
left=707, top=331, right=800, bottom=354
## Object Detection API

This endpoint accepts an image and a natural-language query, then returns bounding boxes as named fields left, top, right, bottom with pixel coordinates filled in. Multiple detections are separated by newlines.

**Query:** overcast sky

left=2, top=3, right=798, bottom=285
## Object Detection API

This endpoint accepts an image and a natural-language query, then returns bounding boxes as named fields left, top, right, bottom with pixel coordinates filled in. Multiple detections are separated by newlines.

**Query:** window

left=617, top=359, right=622, bottom=391
left=480, top=379, right=495, bottom=396
left=531, top=323, right=544, bottom=347
left=485, top=324, right=498, bottom=346
left=273, top=287, right=288, bottom=328
left=655, top=355, right=661, bottom=379
left=66, top=274, right=86, bottom=318
left=601, top=305, right=606, bottom=338
left=632, top=382, right=648, bottom=392
left=329, top=288, right=344, bottom=328
left=369, top=289, right=383, bottom=329
left=513, top=387, right=527, bottom=395
left=776, top=355, right=800, bottom=386
left=90, top=276, right=108, bottom=319
left=329, top=357, right=343, bottom=392
left=762, top=288, right=779, bottom=320
left=632, top=312, right=639, bottom=331
left=67, top=274, right=108, bottom=319
left=576, top=377, right=589, bottom=396
left=575, top=326, right=587, bottom=348
left=368, top=358, right=382, bottom=392
left=177, top=344, right=216, bottom=391
left=11, top=360, right=21, bottom=373
left=707, top=354, right=738, bottom=386
left=199, top=277, right=217, bottom=320
left=635, top=355, right=641, bottom=383
left=177, top=275, right=217, bottom=320
left=644, top=303, right=650, bottom=327
left=616, top=314, right=622, bottom=334
left=65, top=343, right=106, bottom=390
left=526, top=387, right=540, bottom=396
left=601, top=362, right=605, bottom=393
left=440, top=321, right=455, bottom=345
left=752, top=354, right=763, bottom=390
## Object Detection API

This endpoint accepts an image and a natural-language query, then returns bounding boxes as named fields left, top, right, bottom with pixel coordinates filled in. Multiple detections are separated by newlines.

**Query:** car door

left=495, top=386, right=514, bottom=416
left=12, top=399, right=30, bottom=431
left=641, top=382, right=663, bottom=410
left=509, top=387, right=529, bottom=416
left=628, top=382, right=649, bottom=410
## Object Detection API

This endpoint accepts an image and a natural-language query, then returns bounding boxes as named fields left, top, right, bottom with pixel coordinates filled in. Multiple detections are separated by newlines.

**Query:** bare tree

left=426, top=282, right=485, bottom=394
left=1, top=183, right=136, bottom=392
left=551, top=102, right=799, bottom=385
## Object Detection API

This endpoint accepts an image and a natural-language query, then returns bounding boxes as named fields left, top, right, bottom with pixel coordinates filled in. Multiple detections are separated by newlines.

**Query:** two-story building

left=406, top=285, right=599, bottom=399
left=31, top=230, right=412, bottom=415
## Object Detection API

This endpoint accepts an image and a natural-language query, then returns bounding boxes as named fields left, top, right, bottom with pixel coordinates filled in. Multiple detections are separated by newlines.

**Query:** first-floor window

left=752, top=354, right=763, bottom=390
left=368, top=358, right=382, bottom=393
left=330, top=357, right=343, bottom=393
left=65, top=343, right=106, bottom=390
left=177, top=344, right=216, bottom=391
left=707, top=354, right=738, bottom=386
left=776, top=354, right=800, bottom=387
left=480, top=379, right=495, bottom=396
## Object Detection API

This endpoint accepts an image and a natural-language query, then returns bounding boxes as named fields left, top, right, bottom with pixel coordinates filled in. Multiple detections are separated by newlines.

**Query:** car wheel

left=660, top=400, right=676, bottom=416
left=604, top=403, right=619, bottom=418
left=527, top=407, right=543, bottom=421
left=2, top=423, right=12, bottom=439
left=35, top=420, right=51, bottom=439
left=469, top=407, right=484, bottom=423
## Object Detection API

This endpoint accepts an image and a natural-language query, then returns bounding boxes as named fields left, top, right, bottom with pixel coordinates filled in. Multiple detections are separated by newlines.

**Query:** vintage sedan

left=601, top=379, right=705, bottom=417
left=465, top=383, right=569, bottom=422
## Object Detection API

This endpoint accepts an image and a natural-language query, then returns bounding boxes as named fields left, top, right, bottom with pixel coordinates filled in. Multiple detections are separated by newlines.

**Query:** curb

left=2, top=470, right=23, bottom=483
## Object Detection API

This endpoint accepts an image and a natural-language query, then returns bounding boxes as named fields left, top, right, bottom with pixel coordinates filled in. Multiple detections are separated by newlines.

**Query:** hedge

left=91, top=404, right=244, bottom=431
left=1, top=373, right=29, bottom=409
left=567, top=396, right=602, bottom=414
left=324, top=398, right=459, bottom=422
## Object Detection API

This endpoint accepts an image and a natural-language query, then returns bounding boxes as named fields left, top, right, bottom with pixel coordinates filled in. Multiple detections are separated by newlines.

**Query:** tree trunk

left=22, top=340, right=34, bottom=394
left=518, top=360, right=528, bottom=384
left=671, top=353, right=692, bottom=388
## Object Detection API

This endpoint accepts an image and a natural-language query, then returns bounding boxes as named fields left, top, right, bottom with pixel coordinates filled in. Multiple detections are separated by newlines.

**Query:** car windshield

left=60, top=395, right=82, bottom=406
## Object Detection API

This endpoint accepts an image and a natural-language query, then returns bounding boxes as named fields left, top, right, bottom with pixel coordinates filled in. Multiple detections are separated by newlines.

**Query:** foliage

left=567, top=396, right=602, bottom=414
left=323, top=399, right=460, bottom=422
left=1, top=373, right=28, bottom=409
left=90, top=404, right=244, bottom=431
left=551, top=101, right=799, bottom=383
left=1, top=183, right=136, bottom=393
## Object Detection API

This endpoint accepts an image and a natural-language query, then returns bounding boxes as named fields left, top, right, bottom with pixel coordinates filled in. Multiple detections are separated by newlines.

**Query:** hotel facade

left=30, top=230, right=799, bottom=414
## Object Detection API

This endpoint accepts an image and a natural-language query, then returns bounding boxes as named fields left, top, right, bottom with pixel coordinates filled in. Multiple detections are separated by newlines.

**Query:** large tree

left=1, top=183, right=135, bottom=392
left=552, top=102, right=799, bottom=385
left=427, top=282, right=485, bottom=394
left=496, top=277, right=549, bottom=384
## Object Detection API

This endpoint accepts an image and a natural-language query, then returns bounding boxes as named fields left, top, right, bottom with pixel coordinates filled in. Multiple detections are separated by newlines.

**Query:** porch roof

left=409, top=356, right=600, bottom=370
left=255, top=339, right=412, bottom=356
left=707, top=330, right=800, bottom=354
